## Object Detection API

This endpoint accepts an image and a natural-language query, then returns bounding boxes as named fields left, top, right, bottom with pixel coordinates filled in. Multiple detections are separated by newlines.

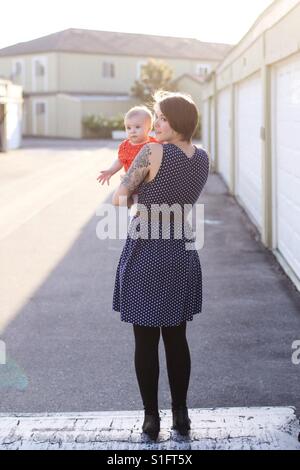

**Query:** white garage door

left=235, top=73, right=262, bottom=229
left=217, top=88, right=231, bottom=187
left=273, top=53, right=300, bottom=279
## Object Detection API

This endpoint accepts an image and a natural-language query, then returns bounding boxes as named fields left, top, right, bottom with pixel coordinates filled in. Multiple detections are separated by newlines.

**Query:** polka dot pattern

left=112, top=143, right=210, bottom=327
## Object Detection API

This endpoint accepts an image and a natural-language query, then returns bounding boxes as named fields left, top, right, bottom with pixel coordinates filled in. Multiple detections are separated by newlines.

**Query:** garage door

left=217, top=88, right=231, bottom=187
left=273, top=54, right=300, bottom=279
left=235, top=73, right=262, bottom=229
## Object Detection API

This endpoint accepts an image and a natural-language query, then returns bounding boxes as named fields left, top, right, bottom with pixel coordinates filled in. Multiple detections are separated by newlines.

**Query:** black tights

left=133, top=322, right=191, bottom=415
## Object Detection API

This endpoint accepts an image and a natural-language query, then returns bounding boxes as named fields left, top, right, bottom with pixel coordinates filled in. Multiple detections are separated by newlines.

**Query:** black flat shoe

left=142, top=414, right=160, bottom=441
left=172, top=407, right=191, bottom=436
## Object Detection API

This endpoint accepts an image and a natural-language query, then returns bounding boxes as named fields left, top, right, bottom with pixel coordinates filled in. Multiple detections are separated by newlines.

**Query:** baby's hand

left=97, top=170, right=113, bottom=185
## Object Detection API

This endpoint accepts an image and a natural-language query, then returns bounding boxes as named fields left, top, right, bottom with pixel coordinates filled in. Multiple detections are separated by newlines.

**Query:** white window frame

left=32, top=56, right=48, bottom=91
left=196, top=63, right=211, bottom=78
left=32, top=99, right=48, bottom=135
left=11, top=58, right=25, bottom=86
left=136, top=61, right=147, bottom=80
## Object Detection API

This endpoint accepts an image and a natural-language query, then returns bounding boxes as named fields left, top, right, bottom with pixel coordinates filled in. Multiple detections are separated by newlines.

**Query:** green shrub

left=82, top=113, right=125, bottom=138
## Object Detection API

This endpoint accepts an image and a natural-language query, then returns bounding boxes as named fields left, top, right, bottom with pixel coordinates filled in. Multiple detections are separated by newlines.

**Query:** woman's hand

left=97, top=170, right=114, bottom=186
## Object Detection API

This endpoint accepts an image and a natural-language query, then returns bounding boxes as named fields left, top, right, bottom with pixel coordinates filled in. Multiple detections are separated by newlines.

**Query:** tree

left=131, top=59, right=177, bottom=104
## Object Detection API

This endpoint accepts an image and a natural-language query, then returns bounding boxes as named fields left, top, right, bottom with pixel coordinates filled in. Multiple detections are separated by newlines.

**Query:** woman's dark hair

left=153, top=90, right=199, bottom=142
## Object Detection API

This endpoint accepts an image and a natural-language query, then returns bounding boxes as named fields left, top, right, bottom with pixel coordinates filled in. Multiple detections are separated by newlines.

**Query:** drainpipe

left=261, top=34, right=272, bottom=249
left=229, top=81, right=235, bottom=196
left=213, top=71, right=218, bottom=172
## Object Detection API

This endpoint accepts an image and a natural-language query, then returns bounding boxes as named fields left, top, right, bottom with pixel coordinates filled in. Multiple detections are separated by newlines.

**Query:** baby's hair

left=124, top=106, right=154, bottom=128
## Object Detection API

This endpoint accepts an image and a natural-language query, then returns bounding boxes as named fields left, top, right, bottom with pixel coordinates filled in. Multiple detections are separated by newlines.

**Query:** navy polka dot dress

left=112, top=143, right=210, bottom=327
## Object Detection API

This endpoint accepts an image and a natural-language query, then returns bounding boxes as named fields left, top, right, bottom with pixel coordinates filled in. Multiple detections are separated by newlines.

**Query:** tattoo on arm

left=121, top=144, right=151, bottom=191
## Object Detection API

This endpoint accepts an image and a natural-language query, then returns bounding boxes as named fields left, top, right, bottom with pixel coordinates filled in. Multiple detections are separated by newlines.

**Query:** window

left=14, top=61, right=22, bottom=76
left=102, top=62, right=115, bottom=78
left=36, top=102, right=45, bottom=115
left=196, top=63, right=211, bottom=78
left=11, top=59, right=25, bottom=83
left=32, top=57, right=47, bottom=91
left=35, top=61, right=45, bottom=77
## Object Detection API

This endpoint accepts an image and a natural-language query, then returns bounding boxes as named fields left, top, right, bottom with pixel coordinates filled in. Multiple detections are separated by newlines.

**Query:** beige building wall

left=265, top=2, right=300, bottom=64
left=0, top=58, right=11, bottom=82
left=175, top=76, right=203, bottom=113
left=231, top=37, right=264, bottom=84
left=81, top=96, right=138, bottom=118
left=57, top=95, right=82, bottom=138
left=57, top=53, right=218, bottom=93
left=0, top=53, right=58, bottom=93
left=26, top=95, right=57, bottom=136
left=0, top=52, right=219, bottom=94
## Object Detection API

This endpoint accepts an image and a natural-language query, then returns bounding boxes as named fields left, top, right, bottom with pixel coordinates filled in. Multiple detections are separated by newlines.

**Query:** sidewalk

left=0, top=407, right=299, bottom=450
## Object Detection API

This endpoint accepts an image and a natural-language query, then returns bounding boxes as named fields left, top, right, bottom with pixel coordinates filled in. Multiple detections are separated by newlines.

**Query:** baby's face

left=125, top=114, right=151, bottom=144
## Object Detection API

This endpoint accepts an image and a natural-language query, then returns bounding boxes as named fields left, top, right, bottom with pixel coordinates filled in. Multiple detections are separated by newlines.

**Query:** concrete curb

left=0, top=406, right=299, bottom=450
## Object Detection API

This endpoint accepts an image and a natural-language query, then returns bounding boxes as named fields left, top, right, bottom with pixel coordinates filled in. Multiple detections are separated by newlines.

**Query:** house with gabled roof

left=0, top=28, right=232, bottom=138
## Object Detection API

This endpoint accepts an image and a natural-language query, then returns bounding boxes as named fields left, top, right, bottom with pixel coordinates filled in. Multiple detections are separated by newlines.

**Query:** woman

left=112, top=91, right=210, bottom=441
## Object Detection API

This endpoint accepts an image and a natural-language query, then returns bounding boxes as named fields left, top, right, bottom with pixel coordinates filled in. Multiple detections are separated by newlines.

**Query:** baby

left=97, top=106, right=157, bottom=206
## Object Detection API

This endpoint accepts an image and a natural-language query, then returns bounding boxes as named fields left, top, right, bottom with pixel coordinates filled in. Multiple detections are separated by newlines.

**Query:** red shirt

left=118, top=136, right=158, bottom=172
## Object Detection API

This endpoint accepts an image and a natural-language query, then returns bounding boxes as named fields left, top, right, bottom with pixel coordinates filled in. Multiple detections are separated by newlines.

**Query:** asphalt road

left=0, top=138, right=300, bottom=416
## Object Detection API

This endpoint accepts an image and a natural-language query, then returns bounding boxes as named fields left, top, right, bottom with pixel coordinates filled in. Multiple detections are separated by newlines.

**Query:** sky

left=0, top=0, right=274, bottom=49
